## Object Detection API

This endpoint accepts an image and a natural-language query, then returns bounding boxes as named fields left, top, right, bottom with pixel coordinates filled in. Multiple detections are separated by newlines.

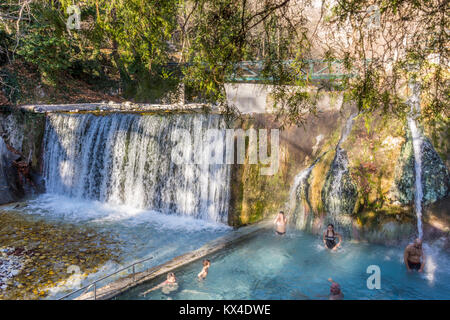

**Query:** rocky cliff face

left=421, top=137, right=450, bottom=204
left=0, top=109, right=46, bottom=203
left=390, top=129, right=450, bottom=206
left=227, top=92, right=347, bottom=226
left=0, top=138, right=21, bottom=204
left=284, top=106, right=449, bottom=243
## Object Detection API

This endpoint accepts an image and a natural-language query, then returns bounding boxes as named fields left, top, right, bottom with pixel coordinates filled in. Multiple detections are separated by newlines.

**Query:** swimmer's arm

left=323, top=232, right=327, bottom=245
left=404, top=247, right=411, bottom=271
left=141, top=283, right=163, bottom=296
left=141, top=280, right=168, bottom=296
left=419, top=251, right=426, bottom=272
left=334, top=234, right=343, bottom=249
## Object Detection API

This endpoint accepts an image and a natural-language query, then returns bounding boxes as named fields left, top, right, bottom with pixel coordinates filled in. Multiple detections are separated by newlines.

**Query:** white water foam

left=42, top=113, right=231, bottom=223
left=24, top=193, right=230, bottom=232
left=407, top=82, right=424, bottom=239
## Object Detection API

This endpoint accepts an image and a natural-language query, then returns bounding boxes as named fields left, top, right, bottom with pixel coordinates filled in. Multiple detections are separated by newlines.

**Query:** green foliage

left=0, top=30, right=14, bottom=66
left=18, top=27, right=71, bottom=80
left=0, top=0, right=446, bottom=124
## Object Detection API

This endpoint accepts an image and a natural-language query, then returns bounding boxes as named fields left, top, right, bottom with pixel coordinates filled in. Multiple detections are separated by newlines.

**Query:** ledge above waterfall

left=18, top=102, right=214, bottom=114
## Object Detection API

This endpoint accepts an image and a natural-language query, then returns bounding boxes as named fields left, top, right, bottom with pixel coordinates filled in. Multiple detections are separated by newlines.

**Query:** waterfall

left=288, top=162, right=316, bottom=229
left=323, top=113, right=358, bottom=222
left=338, top=112, right=358, bottom=148
left=42, top=113, right=231, bottom=223
left=288, top=113, right=358, bottom=230
left=407, top=82, right=424, bottom=239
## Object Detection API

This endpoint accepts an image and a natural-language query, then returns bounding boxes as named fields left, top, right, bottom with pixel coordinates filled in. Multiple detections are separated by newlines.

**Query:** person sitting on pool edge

left=141, top=272, right=178, bottom=296
left=323, top=224, right=342, bottom=251
left=404, top=238, right=426, bottom=272
left=328, top=278, right=344, bottom=300
left=198, top=259, right=211, bottom=280
left=274, top=211, right=287, bottom=235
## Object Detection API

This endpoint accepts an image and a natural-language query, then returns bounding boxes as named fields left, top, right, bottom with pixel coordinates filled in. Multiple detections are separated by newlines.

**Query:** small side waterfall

left=407, top=82, right=424, bottom=239
left=338, top=113, right=358, bottom=147
left=288, top=162, right=316, bottom=229
left=322, top=113, right=358, bottom=225
left=288, top=113, right=358, bottom=231
left=42, top=113, right=231, bottom=223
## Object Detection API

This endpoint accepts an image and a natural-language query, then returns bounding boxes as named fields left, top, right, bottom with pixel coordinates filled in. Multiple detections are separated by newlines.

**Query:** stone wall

left=0, top=108, right=46, bottom=203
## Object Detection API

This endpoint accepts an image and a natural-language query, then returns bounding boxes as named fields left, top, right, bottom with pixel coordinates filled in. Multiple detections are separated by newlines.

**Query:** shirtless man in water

left=404, top=238, right=426, bottom=272
left=328, top=278, right=344, bottom=300
left=274, top=211, right=287, bottom=235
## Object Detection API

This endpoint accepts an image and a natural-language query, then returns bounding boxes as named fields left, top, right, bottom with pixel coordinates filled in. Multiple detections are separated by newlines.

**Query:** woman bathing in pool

left=141, top=272, right=178, bottom=296
left=323, top=224, right=342, bottom=251
left=274, top=211, right=287, bottom=235
left=197, top=259, right=211, bottom=280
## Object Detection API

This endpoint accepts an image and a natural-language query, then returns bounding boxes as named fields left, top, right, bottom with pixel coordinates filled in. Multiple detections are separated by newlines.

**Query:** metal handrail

left=58, top=255, right=153, bottom=300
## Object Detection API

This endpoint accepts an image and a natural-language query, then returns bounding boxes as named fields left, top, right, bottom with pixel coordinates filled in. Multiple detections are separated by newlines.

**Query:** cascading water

left=338, top=113, right=358, bottom=148
left=288, top=162, right=316, bottom=229
left=322, top=113, right=358, bottom=227
left=407, top=82, right=424, bottom=239
left=42, top=113, right=231, bottom=223
left=288, top=113, right=358, bottom=231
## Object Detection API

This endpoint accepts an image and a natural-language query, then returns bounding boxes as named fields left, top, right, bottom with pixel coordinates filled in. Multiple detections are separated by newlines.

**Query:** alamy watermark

left=66, top=5, right=81, bottom=31
left=366, top=265, right=381, bottom=289
left=171, top=125, right=280, bottom=176
left=366, top=5, right=381, bottom=30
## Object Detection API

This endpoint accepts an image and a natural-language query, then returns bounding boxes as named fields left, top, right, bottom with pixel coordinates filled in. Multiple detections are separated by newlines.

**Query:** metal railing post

left=58, top=256, right=152, bottom=300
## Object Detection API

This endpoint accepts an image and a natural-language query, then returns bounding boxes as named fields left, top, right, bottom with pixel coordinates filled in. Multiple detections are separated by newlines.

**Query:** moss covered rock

left=389, top=127, right=415, bottom=205
left=421, top=137, right=450, bottom=204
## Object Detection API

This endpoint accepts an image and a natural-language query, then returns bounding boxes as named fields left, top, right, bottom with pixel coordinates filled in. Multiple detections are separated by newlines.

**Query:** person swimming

left=274, top=211, right=287, bottom=235
left=404, top=238, right=426, bottom=272
left=140, top=272, right=178, bottom=296
left=328, top=278, right=344, bottom=300
left=197, top=259, right=211, bottom=280
left=323, top=224, right=342, bottom=251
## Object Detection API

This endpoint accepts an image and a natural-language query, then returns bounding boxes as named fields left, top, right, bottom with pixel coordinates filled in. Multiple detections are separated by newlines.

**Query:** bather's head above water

left=327, top=224, right=335, bottom=233
left=328, top=278, right=343, bottom=300
left=167, top=272, right=177, bottom=283
left=414, top=238, right=423, bottom=249
left=330, top=282, right=341, bottom=295
left=203, top=259, right=211, bottom=268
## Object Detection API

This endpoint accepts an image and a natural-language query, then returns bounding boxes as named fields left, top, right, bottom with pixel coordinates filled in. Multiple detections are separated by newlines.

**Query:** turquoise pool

left=116, top=230, right=450, bottom=300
